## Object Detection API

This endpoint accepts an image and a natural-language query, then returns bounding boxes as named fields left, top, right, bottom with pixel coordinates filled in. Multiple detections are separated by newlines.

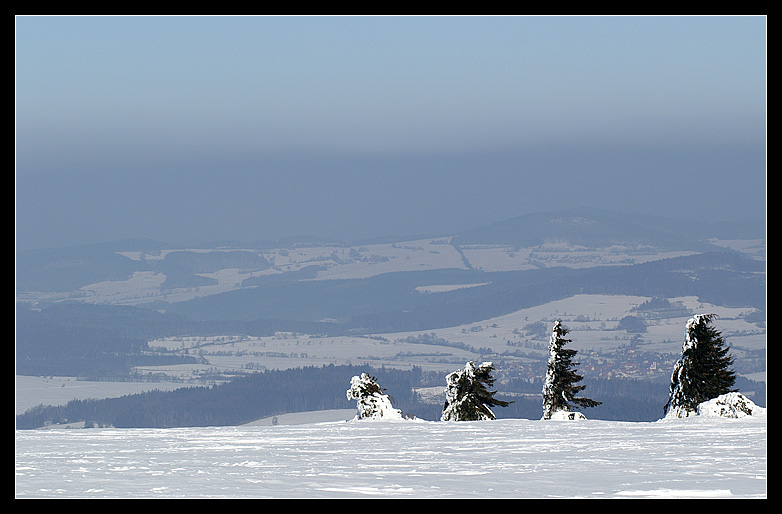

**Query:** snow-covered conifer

left=346, top=373, right=403, bottom=420
left=664, top=314, right=737, bottom=418
left=441, top=361, right=510, bottom=421
left=542, top=320, right=600, bottom=420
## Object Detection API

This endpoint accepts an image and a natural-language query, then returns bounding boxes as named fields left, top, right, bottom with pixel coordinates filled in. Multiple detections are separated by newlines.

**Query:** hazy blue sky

left=16, top=16, right=766, bottom=251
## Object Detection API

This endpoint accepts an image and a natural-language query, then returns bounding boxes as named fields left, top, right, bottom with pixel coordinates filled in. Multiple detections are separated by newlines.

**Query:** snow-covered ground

left=22, top=238, right=712, bottom=307
left=136, top=294, right=764, bottom=382
left=15, top=376, right=187, bottom=415
left=15, top=414, right=766, bottom=498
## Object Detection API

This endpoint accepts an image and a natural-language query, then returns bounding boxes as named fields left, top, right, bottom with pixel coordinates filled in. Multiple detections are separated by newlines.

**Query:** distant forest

left=16, top=251, right=766, bottom=379
left=15, top=364, right=765, bottom=429
left=15, top=302, right=343, bottom=377
left=159, top=251, right=765, bottom=331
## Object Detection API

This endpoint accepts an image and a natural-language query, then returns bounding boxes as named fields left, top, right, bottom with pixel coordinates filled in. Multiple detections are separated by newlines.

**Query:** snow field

left=15, top=415, right=766, bottom=498
left=136, top=294, right=764, bottom=384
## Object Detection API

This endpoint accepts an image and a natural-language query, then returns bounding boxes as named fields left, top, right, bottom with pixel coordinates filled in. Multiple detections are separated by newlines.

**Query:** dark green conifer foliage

left=542, top=320, right=601, bottom=419
left=664, top=314, right=737, bottom=417
left=441, top=361, right=511, bottom=421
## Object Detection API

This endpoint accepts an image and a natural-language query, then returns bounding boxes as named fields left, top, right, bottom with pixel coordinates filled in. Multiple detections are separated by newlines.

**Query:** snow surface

left=547, top=410, right=588, bottom=420
left=15, top=415, right=766, bottom=498
left=696, top=393, right=765, bottom=419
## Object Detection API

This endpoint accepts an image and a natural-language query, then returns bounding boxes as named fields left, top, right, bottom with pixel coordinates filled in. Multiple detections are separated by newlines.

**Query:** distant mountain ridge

left=15, top=208, right=764, bottom=295
left=451, top=207, right=763, bottom=251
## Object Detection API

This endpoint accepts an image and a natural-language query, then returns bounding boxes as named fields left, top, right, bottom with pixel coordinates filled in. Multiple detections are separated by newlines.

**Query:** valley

left=15, top=209, right=767, bottom=421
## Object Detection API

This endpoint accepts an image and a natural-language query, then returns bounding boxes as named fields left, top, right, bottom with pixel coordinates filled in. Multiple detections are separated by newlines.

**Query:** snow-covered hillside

left=15, top=414, right=766, bottom=498
left=136, top=294, right=764, bottom=382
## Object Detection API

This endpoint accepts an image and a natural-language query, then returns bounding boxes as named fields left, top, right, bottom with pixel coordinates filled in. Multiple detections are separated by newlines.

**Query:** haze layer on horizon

left=16, top=16, right=766, bottom=251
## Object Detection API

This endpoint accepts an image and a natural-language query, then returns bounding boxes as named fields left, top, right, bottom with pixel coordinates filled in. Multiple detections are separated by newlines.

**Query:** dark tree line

left=165, top=252, right=765, bottom=330
left=15, top=302, right=354, bottom=377
left=16, top=365, right=422, bottom=429
left=16, top=305, right=200, bottom=377
left=18, top=361, right=764, bottom=429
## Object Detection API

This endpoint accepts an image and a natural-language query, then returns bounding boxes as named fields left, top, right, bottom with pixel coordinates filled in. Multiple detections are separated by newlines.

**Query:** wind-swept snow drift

left=696, top=392, right=765, bottom=418
left=15, top=415, right=766, bottom=498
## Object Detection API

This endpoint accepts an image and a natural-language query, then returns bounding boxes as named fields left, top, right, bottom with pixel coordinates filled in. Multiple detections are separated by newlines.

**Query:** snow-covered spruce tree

left=542, top=320, right=600, bottom=420
left=664, top=314, right=737, bottom=418
left=441, top=361, right=510, bottom=421
left=346, top=373, right=403, bottom=420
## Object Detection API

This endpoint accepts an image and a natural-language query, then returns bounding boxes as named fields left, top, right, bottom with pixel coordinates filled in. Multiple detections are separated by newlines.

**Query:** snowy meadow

left=15, top=414, right=766, bottom=498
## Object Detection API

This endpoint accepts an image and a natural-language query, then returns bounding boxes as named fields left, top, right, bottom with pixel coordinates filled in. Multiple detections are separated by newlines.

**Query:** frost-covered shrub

left=346, top=373, right=403, bottom=420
